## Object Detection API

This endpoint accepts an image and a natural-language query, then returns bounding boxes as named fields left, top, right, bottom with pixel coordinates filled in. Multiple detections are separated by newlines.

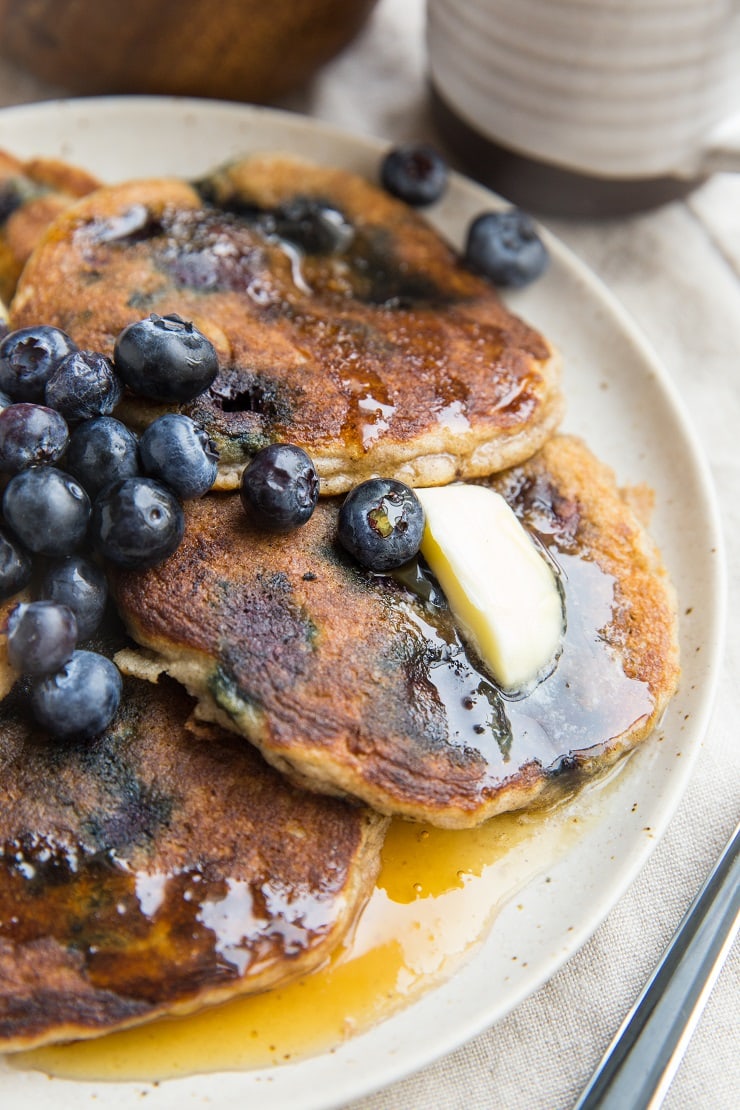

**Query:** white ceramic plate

left=0, top=97, right=725, bottom=1110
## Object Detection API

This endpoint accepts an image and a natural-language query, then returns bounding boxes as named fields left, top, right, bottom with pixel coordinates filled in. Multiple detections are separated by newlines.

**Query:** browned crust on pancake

left=0, top=150, right=99, bottom=304
left=111, top=435, right=679, bottom=828
left=10, top=155, right=563, bottom=492
left=0, top=675, right=386, bottom=1051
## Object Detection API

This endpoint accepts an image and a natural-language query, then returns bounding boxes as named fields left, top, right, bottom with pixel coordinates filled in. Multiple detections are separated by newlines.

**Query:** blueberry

left=40, top=555, right=108, bottom=640
left=338, top=478, right=425, bottom=571
left=45, top=349, right=123, bottom=422
left=0, top=325, right=78, bottom=402
left=0, top=389, right=13, bottom=412
left=139, top=414, right=219, bottom=499
left=270, top=197, right=354, bottom=255
left=0, top=527, right=32, bottom=600
left=3, top=467, right=91, bottom=556
left=30, top=649, right=122, bottom=740
left=91, top=476, right=185, bottom=569
left=464, top=209, right=549, bottom=288
left=380, top=144, right=449, bottom=207
left=240, top=443, right=319, bottom=532
left=7, top=600, right=78, bottom=675
left=0, top=403, right=69, bottom=474
left=113, top=314, right=219, bottom=402
left=65, top=415, right=139, bottom=498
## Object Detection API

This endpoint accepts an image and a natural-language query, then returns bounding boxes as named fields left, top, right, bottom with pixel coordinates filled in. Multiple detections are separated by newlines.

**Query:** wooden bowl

left=0, top=0, right=378, bottom=102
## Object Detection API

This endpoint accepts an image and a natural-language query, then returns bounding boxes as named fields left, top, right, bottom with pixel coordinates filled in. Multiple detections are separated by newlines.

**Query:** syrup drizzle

left=15, top=797, right=596, bottom=1082
left=387, top=546, right=653, bottom=792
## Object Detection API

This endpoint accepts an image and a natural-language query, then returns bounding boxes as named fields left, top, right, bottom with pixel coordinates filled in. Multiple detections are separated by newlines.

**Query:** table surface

left=0, top=3, right=737, bottom=1109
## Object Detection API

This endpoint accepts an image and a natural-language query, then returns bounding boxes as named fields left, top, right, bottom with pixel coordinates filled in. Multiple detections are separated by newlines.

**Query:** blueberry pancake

left=112, top=435, right=680, bottom=828
left=0, top=150, right=99, bottom=304
left=0, top=671, right=386, bottom=1051
left=10, top=154, right=563, bottom=494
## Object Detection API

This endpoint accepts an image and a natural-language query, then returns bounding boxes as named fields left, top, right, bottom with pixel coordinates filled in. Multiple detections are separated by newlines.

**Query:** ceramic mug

left=427, top=0, right=740, bottom=215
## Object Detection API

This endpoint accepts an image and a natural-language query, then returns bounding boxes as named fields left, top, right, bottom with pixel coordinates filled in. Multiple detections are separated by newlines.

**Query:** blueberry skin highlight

left=270, top=197, right=354, bottom=255
left=380, top=144, right=449, bottom=207
left=0, top=527, right=32, bottom=600
left=65, top=416, right=140, bottom=499
left=91, top=476, right=185, bottom=569
left=40, top=555, right=108, bottom=640
left=338, top=478, right=425, bottom=571
left=7, top=600, right=78, bottom=676
left=30, top=649, right=122, bottom=740
left=464, top=209, right=549, bottom=288
left=139, top=414, right=219, bottom=499
left=0, top=403, right=69, bottom=474
left=45, top=350, right=124, bottom=423
left=240, top=443, right=319, bottom=532
left=113, top=314, right=219, bottom=402
left=2, top=466, right=91, bottom=556
left=0, top=325, right=78, bottom=402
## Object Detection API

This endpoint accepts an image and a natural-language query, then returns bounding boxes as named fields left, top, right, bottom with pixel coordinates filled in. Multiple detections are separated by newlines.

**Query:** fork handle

left=573, top=821, right=740, bottom=1110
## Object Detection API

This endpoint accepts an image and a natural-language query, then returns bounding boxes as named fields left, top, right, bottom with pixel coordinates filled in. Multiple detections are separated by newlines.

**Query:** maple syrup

left=14, top=793, right=593, bottom=1082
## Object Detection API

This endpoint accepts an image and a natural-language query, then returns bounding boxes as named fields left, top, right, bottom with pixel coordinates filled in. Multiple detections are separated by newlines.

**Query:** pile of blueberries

left=0, top=312, right=220, bottom=738
left=0, top=141, right=549, bottom=743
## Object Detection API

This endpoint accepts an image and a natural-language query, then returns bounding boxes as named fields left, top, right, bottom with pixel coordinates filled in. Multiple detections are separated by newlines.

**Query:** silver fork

left=573, top=821, right=740, bottom=1110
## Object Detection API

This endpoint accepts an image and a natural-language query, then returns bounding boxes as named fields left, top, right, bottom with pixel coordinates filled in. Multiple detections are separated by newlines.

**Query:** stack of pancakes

left=0, top=152, right=679, bottom=1052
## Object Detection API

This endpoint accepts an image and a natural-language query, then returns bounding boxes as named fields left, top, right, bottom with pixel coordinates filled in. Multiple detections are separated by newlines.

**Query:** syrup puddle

left=14, top=781, right=607, bottom=1083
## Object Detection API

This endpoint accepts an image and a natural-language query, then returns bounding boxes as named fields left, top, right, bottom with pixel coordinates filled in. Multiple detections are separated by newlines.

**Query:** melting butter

left=416, top=484, right=563, bottom=692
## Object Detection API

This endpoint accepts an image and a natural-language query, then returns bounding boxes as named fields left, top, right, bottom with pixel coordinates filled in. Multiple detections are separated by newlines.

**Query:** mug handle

left=697, top=112, right=740, bottom=175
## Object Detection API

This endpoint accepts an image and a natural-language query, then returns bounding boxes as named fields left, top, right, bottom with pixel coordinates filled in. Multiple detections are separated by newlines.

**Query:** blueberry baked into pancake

left=9, top=154, right=563, bottom=493
left=113, top=435, right=679, bottom=829
left=0, top=668, right=386, bottom=1052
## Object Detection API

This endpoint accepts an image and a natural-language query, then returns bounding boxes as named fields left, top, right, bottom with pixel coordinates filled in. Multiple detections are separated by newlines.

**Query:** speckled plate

left=0, top=97, right=725, bottom=1110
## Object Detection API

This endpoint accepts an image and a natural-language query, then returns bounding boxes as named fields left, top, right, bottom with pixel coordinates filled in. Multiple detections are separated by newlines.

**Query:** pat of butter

left=415, top=484, right=562, bottom=692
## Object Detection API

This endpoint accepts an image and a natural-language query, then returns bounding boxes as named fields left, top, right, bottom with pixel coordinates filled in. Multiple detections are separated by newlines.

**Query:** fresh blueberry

left=40, top=555, right=108, bottom=640
left=0, top=389, right=13, bottom=412
left=240, top=443, right=319, bottom=532
left=64, top=415, right=139, bottom=499
left=2, top=467, right=91, bottom=556
left=91, top=476, right=185, bottom=569
left=113, top=314, right=219, bottom=402
left=30, top=649, right=122, bottom=740
left=270, top=197, right=354, bottom=255
left=138, top=414, right=219, bottom=499
left=380, top=144, right=449, bottom=207
left=45, top=349, right=123, bottom=422
left=0, top=403, right=69, bottom=473
left=464, top=209, right=549, bottom=288
left=0, top=527, right=32, bottom=600
left=338, top=478, right=425, bottom=571
left=0, top=325, right=78, bottom=402
left=6, top=600, right=78, bottom=675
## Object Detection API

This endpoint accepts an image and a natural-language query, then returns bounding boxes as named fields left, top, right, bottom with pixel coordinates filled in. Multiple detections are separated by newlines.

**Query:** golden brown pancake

left=0, top=671, right=386, bottom=1052
left=10, top=154, right=563, bottom=493
left=112, top=435, right=680, bottom=829
left=0, top=150, right=99, bottom=304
